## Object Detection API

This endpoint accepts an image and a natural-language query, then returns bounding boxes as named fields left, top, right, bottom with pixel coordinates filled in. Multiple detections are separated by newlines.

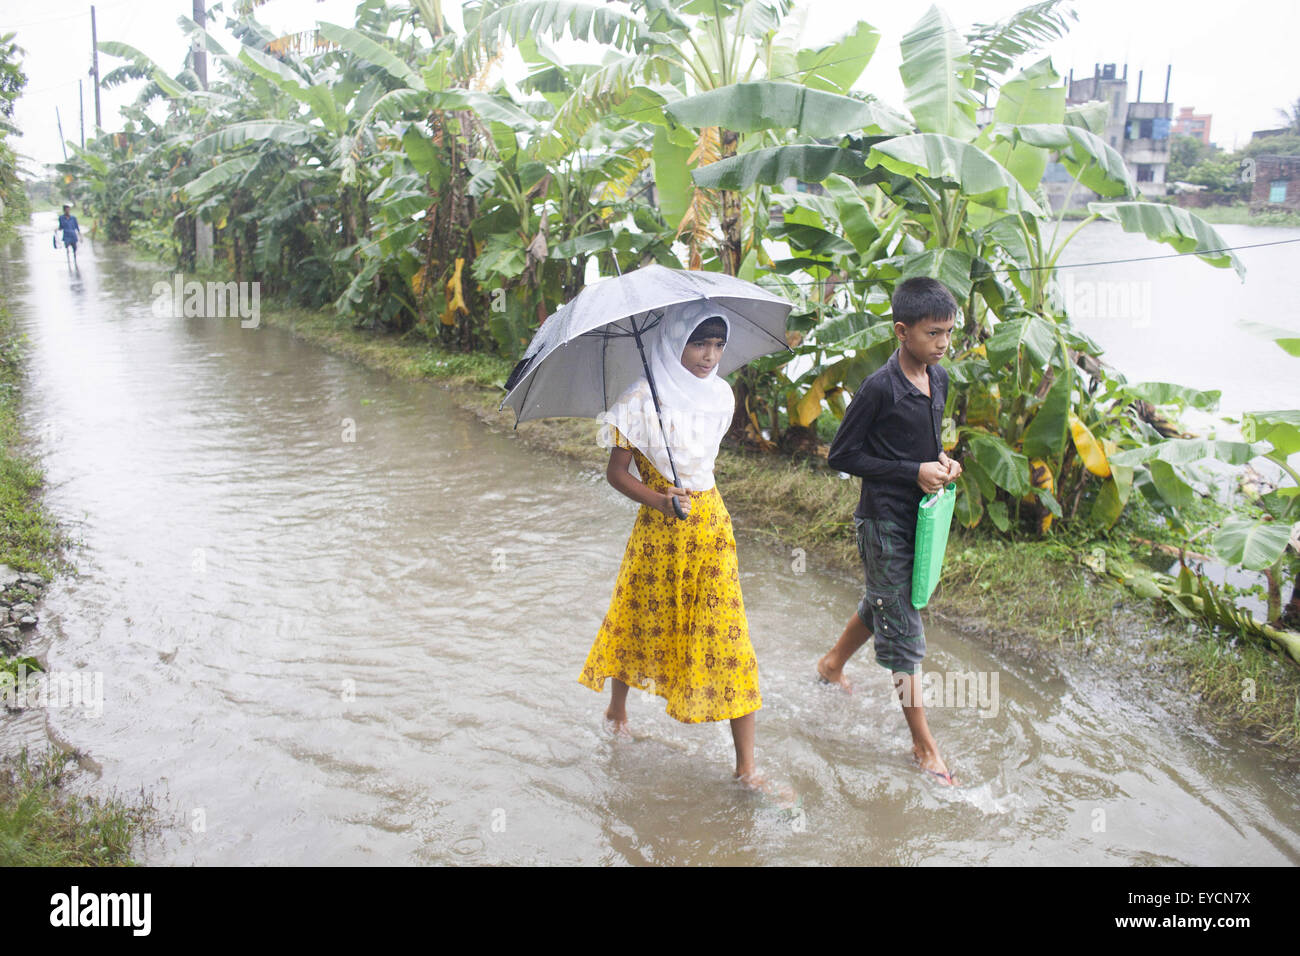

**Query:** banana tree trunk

left=719, top=128, right=741, bottom=277
left=1283, top=572, right=1300, bottom=629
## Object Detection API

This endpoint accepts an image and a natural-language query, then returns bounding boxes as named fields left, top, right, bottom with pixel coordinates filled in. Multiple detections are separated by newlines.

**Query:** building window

left=1110, top=135, right=1117, bottom=147
left=1270, top=180, right=1288, bottom=203
left=1137, top=164, right=1154, bottom=182
left=1113, top=93, right=1123, bottom=118
left=1127, top=119, right=1152, bottom=140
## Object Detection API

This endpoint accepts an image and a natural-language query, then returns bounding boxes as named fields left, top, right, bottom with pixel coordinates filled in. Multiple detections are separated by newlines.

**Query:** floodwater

left=1060, top=222, right=1300, bottom=418
left=1, top=225, right=1297, bottom=865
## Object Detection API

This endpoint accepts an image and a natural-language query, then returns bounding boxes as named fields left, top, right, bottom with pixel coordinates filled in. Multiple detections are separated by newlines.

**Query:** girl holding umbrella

left=500, top=265, right=792, bottom=790
left=577, top=303, right=765, bottom=786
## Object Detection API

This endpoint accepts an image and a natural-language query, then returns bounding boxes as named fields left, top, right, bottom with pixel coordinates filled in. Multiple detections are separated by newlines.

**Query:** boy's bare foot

left=912, top=743, right=956, bottom=786
left=816, top=654, right=853, bottom=693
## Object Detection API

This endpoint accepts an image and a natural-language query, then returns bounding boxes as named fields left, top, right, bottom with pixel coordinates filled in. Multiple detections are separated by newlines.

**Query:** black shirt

left=826, top=349, right=947, bottom=524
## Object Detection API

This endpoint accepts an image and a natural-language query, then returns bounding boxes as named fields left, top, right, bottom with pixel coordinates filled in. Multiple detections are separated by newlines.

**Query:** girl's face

left=680, top=336, right=725, bottom=378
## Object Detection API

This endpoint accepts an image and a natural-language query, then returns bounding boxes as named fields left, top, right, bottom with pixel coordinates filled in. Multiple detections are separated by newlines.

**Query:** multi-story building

left=1039, top=62, right=1175, bottom=210
left=1173, top=107, right=1213, bottom=147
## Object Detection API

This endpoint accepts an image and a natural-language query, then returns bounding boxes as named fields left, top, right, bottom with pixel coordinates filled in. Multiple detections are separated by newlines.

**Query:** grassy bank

left=0, top=748, right=157, bottom=866
left=257, top=297, right=1300, bottom=758
left=1185, top=204, right=1300, bottom=227
left=0, top=319, right=63, bottom=583
left=0, top=284, right=156, bottom=863
left=1056, top=204, right=1300, bottom=227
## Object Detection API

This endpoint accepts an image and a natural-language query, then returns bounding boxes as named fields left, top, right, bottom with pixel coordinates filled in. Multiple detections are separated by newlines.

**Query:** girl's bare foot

left=604, top=708, right=632, bottom=738
left=912, top=743, right=956, bottom=785
left=816, top=654, right=853, bottom=693
left=735, top=769, right=798, bottom=808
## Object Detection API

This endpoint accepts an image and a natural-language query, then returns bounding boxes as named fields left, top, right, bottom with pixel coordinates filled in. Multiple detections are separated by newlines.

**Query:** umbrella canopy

left=500, top=264, right=792, bottom=424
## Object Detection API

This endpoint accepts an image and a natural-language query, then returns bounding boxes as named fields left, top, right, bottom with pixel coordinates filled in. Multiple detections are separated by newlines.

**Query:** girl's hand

left=660, top=488, right=691, bottom=518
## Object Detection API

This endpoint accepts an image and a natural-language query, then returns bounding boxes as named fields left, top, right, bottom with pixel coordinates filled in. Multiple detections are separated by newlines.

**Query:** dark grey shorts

left=854, top=516, right=926, bottom=674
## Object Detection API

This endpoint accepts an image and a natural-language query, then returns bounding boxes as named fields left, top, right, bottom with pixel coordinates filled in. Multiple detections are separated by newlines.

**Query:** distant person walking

left=55, top=204, right=81, bottom=265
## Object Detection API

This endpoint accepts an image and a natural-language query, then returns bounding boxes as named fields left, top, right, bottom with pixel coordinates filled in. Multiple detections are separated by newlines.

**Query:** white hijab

left=601, top=301, right=735, bottom=491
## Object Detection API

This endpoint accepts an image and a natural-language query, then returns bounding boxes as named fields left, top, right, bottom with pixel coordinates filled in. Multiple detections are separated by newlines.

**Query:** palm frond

left=455, top=0, right=651, bottom=77
left=100, top=64, right=153, bottom=90
left=595, top=146, right=650, bottom=214
left=966, top=1, right=1077, bottom=95
left=540, top=52, right=651, bottom=151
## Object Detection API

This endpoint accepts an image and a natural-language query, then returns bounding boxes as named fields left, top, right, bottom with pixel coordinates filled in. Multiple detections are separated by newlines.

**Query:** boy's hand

left=917, top=462, right=950, bottom=494
left=939, top=452, right=963, bottom=482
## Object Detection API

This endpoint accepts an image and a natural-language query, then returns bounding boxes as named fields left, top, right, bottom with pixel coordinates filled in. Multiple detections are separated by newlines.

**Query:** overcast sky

left=6, top=0, right=1299, bottom=178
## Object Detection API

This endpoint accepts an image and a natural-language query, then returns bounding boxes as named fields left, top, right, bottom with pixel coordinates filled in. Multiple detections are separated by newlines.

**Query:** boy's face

left=680, top=336, right=726, bottom=378
left=896, top=314, right=955, bottom=366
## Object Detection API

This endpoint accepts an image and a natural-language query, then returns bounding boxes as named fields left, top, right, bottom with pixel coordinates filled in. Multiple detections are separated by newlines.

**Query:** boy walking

left=817, top=277, right=962, bottom=785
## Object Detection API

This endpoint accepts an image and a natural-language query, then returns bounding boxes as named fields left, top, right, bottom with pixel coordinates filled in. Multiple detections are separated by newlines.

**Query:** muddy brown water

left=1, top=225, right=1297, bottom=865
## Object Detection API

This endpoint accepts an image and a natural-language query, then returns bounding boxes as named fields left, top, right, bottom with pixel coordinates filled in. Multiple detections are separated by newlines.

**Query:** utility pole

left=90, top=5, right=101, bottom=130
left=55, top=108, right=68, bottom=161
left=192, top=0, right=207, bottom=87
left=192, top=0, right=213, bottom=268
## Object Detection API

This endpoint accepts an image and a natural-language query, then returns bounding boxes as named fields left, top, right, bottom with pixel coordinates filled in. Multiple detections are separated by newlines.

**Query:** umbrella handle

left=671, top=495, right=687, bottom=521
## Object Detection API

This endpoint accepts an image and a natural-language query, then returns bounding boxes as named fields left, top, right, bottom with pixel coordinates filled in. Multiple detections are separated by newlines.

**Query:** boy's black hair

left=891, top=277, right=958, bottom=327
left=687, top=315, right=728, bottom=344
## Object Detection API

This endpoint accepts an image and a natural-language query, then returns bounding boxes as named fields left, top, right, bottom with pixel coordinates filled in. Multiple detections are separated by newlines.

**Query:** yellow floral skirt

left=579, top=445, right=762, bottom=723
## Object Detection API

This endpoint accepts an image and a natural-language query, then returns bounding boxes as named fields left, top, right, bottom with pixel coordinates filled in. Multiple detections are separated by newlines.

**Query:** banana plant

left=702, top=4, right=1248, bottom=538
left=1210, top=411, right=1300, bottom=625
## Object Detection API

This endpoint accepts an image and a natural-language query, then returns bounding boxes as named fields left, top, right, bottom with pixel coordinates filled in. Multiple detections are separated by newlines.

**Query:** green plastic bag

left=912, top=482, right=957, bottom=608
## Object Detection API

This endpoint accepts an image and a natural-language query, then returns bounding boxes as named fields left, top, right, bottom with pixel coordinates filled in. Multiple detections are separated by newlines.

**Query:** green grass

left=939, top=530, right=1117, bottom=647
left=714, top=446, right=861, bottom=566
left=0, top=307, right=67, bottom=580
left=1176, top=635, right=1300, bottom=750
left=257, top=296, right=514, bottom=389
left=413, top=347, right=514, bottom=388
left=0, top=748, right=158, bottom=866
left=1055, top=203, right=1300, bottom=227
left=1184, top=204, right=1300, bottom=227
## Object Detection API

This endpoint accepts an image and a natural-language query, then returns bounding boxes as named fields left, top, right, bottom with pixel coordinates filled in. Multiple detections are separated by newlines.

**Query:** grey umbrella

left=499, top=264, right=793, bottom=516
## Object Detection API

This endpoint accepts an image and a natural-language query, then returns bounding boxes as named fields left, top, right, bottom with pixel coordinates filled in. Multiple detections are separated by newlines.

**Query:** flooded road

left=2, top=226, right=1298, bottom=865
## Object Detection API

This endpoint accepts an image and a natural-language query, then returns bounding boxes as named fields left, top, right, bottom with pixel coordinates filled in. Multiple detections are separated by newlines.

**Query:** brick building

left=1251, top=156, right=1300, bottom=211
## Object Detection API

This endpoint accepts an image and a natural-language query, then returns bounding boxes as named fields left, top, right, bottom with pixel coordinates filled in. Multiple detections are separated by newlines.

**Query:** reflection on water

left=1, top=226, right=1297, bottom=865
